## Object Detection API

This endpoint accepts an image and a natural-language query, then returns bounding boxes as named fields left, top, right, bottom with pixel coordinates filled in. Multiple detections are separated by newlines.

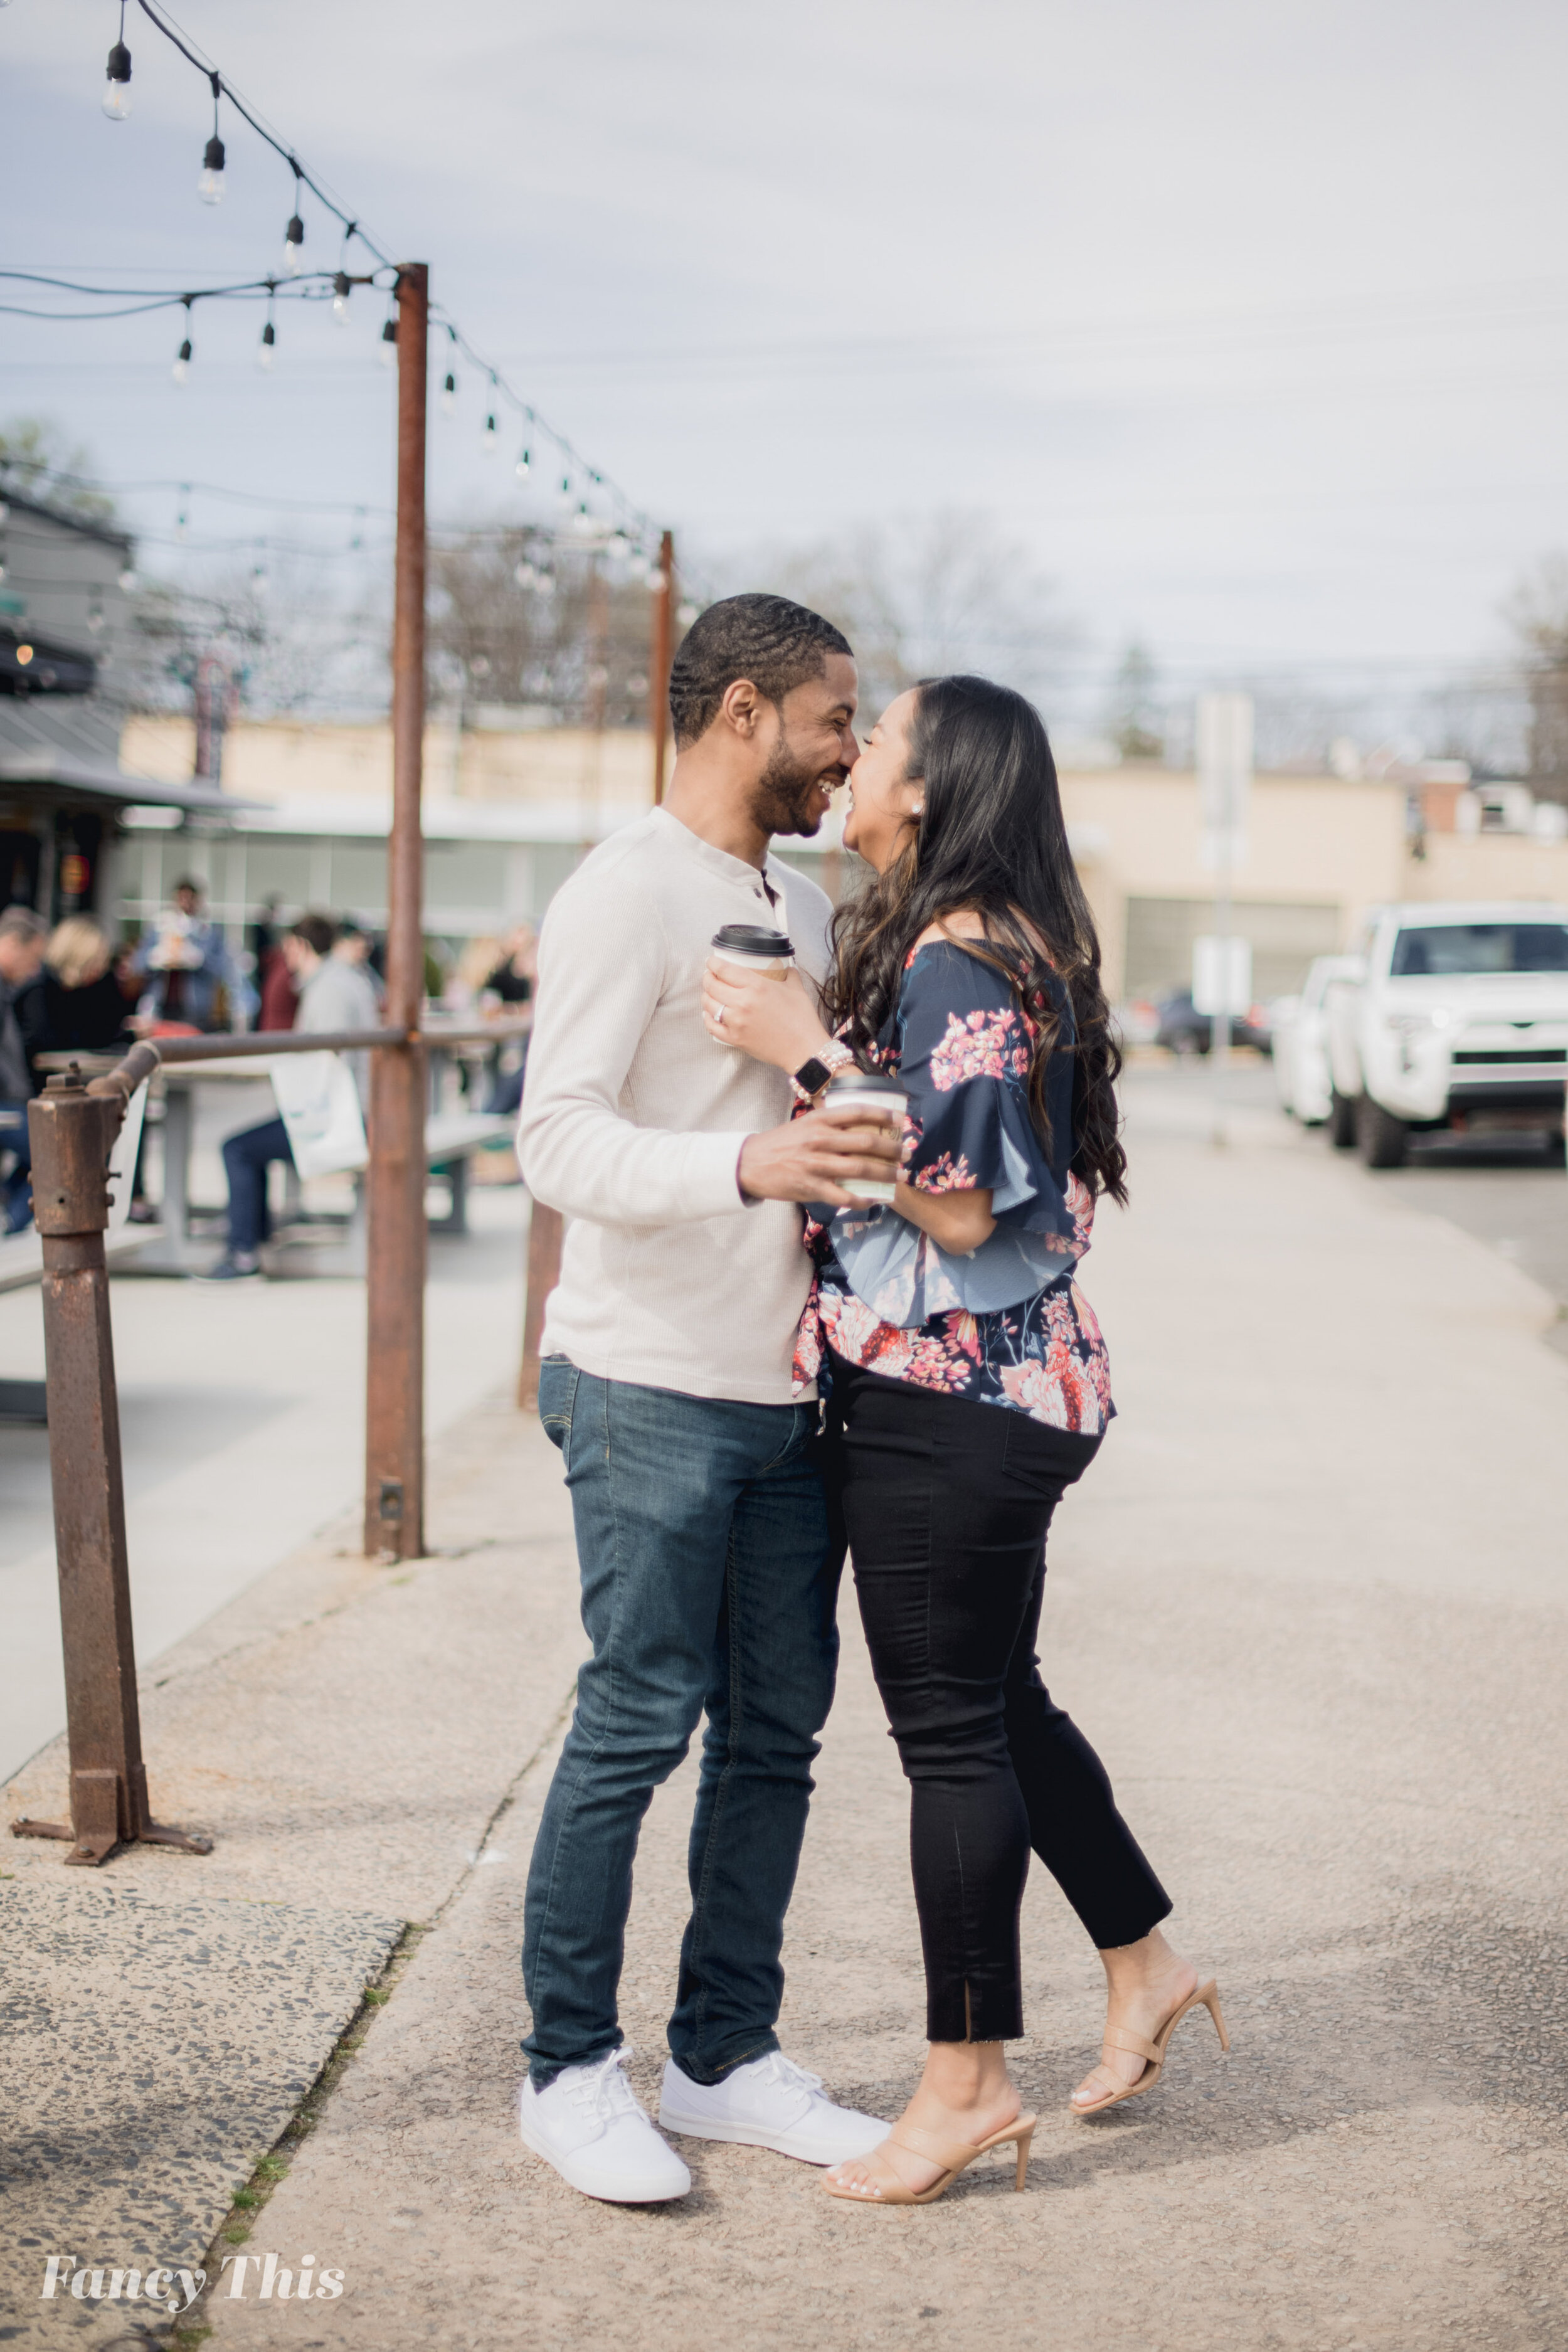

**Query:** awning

left=0, top=747, right=259, bottom=814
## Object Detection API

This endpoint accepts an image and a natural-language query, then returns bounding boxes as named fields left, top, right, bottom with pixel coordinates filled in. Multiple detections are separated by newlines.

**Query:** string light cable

left=53, top=0, right=671, bottom=566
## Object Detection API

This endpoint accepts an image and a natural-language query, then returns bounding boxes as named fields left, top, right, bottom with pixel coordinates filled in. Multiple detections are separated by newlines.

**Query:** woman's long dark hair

left=825, top=674, right=1127, bottom=1202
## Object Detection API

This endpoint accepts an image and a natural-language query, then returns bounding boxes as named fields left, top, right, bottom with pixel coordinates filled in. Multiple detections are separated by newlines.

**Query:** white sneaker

left=659, top=2050, right=891, bottom=2166
left=519, top=2047, right=691, bottom=2203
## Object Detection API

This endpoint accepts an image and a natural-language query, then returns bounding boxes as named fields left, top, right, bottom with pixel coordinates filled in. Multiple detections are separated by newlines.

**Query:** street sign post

left=1195, top=692, right=1254, bottom=1145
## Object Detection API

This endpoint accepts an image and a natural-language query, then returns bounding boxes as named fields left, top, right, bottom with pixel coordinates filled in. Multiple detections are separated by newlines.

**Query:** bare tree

left=1106, top=640, right=1165, bottom=759
left=428, top=528, right=659, bottom=728
left=743, top=509, right=1077, bottom=716
left=1504, top=556, right=1568, bottom=805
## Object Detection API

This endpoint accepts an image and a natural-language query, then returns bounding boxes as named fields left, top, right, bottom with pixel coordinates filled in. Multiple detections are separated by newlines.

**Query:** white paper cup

left=824, top=1071, right=906, bottom=1204
left=708, top=926, right=795, bottom=1041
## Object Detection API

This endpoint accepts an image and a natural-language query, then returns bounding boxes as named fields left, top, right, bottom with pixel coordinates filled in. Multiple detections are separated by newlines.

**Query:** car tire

left=1328, top=1088, right=1359, bottom=1149
left=1357, top=1098, right=1408, bottom=1169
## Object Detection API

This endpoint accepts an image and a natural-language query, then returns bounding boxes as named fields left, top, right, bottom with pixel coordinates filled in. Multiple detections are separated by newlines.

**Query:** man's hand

left=739, top=1103, right=903, bottom=1205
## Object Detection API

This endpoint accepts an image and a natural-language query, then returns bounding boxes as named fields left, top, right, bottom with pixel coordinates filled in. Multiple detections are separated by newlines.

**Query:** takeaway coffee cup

left=823, top=1067, right=907, bottom=1204
left=710, top=923, right=795, bottom=977
left=708, top=924, right=795, bottom=1041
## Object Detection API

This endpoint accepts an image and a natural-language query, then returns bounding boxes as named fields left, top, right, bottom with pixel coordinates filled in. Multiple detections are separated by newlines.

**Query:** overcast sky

left=4, top=0, right=1567, bottom=731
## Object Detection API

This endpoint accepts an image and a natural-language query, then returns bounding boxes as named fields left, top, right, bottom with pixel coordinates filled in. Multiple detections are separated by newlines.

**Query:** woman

left=702, top=675, right=1226, bottom=2206
left=18, top=914, right=135, bottom=1073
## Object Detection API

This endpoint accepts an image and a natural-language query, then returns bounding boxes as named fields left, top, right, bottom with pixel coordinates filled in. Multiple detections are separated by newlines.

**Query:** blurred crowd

left=0, top=880, right=536, bottom=1237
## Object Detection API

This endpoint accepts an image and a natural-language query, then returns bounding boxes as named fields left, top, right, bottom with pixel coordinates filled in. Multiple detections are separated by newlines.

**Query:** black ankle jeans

left=827, top=1355, right=1171, bottom=2045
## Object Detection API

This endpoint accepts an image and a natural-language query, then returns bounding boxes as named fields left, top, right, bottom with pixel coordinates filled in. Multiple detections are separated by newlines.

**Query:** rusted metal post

left=517, top=1200, right=564, bottom=1410
left=649, top=528, right=675, bottom=805
left=364, top=261, right=430, bottom=1560
left=10, top=1073, right=211, bottom=1865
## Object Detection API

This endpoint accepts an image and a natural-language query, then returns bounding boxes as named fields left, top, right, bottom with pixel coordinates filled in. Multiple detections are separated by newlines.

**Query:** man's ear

left=718, top=677, right=763, bottom=738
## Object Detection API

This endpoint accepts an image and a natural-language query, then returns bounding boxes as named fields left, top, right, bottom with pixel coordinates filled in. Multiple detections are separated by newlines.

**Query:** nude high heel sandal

left=824, top=2112, right=1037, bottom=2205
left=1070, top=1979, right=1229, bottom=2118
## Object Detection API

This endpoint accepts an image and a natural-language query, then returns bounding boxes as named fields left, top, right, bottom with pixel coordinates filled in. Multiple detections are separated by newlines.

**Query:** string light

left=282, top=164, right=305, bottom=275
left=66, top=0, right=673, bottom=563
left=199, top=72, right=225, bottom=202
left=172, top=295, right=194, bottom=383
left=103, top=3, right=132, bottom=119
left=482, top=412, right=498, bottom=452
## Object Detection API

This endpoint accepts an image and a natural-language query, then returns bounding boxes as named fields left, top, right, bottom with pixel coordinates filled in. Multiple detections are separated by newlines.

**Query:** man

left=132, top=876, right=249, bottom=1031
left=517, top=594, right=903, bottom=2205
left=0, top=907, right=48, bottom=1232
left=199, top=914, right=379, bottom=1282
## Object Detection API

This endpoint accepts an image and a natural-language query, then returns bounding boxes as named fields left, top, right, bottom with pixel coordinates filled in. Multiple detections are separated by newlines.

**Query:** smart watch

left=791, top=1041, right=854, bottom=1103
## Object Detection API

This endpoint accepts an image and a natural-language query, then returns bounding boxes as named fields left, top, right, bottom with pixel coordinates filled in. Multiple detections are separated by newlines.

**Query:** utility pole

left=364, top=262, right=429, bottom=1559
left=649, top=527, right=674, bottom=804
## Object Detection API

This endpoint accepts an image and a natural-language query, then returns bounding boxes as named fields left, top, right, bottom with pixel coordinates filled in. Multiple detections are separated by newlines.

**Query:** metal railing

left=9, top=1018, right=541, bottom=1867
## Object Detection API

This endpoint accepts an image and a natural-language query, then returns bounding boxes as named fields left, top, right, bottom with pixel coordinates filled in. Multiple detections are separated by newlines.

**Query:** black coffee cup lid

left=825, top=1069, right=906, bottom=1097
left=712, top=924, right=793, bottom=956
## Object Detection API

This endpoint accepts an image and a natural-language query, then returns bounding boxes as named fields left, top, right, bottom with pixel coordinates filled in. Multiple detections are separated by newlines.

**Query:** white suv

left=1325, top=901, right=1568, bottom=1167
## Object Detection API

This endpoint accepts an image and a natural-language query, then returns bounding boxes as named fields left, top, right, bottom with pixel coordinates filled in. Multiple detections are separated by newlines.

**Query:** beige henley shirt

left=518, top=805, right=834, bottom=1405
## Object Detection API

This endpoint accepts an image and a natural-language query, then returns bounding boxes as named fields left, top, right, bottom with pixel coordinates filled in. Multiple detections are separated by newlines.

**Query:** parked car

left=1323, top=901, right=1568, bottom=1166
left=1153, top=988, right=1273, bottom=1056
left=1270, top=955, right=1364, bottom=1125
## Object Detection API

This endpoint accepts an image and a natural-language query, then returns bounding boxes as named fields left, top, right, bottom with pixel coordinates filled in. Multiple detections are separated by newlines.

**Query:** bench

left=266, top=1108, right=517, bottom=1276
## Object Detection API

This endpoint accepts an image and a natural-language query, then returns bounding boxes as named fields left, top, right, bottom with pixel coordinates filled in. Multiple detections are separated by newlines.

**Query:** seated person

left=198, top=914, right=379, bottom=1283
left=17, top=915, right=135, bottom=1069
left=132, top=876, right=252, bottom=1031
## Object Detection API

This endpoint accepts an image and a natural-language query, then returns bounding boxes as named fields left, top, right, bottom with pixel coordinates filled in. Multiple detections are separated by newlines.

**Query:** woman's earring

left=912, top=800, right=925, bottom=816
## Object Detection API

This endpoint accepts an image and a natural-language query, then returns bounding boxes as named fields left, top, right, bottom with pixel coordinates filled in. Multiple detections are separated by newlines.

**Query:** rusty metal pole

left=649, top=527, right=675, bottom=805
left=517, top=1201, right=564, bottom=1411
left=10, top=1073, right=211, bottom=1864
left=364, top=262, right=430, bottom=1560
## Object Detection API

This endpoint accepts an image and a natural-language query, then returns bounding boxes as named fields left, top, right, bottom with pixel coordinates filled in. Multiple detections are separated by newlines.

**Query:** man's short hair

left=0, top=905, right=48, bottom=944
left=173, top=876, right=204, bottom=898
left=289, top=913, right=336, bottom=958
left=667, top=593, right=853, bottom=750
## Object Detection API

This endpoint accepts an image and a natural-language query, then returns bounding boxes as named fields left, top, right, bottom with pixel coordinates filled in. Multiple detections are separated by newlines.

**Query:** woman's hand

left=702, top=960, right=835, bottom=1074
left=892, top=1179, right=997, bottom=1255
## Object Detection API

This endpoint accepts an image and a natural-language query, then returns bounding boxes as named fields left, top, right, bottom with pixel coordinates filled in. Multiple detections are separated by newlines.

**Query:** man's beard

left=747, top=738, right=844, bottom=840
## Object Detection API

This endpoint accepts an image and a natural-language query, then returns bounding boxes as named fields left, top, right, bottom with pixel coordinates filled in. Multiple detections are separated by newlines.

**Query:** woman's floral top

left=792, top=939, right=1114, bottom=1434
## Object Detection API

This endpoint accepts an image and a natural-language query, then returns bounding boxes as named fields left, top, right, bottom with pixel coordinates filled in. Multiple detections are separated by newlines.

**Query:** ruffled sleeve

left=819, top=941, right=1093, bottom=1330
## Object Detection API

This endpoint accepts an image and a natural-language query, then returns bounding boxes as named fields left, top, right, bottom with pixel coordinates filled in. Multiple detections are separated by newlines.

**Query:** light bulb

left=482, top=413, right=498, bottom=453
left=176, top=511, right=188, bottom=543
left=283, top=213, right=305, bottom=275
left=514, top=559, right=534, bottom=589
left=258, top=319, right=276, bottom=371
left=199, top=135, right=225, bottom=203
left=515, top=447, right=531, bottom=482
left=119, top=566, right=136, bottom=591
left=440, top=372, right=457, bottom=416
left=677, top=602, right=698, bottom=627
left=332, top=272, right=351, bottom=324
left=102, top=40, right=132, bottom=118
left=536, top=573, right=556, bottom=600
left=380, top=318, right=398, bottom=367
left=572, top=502, right=595, bottom=538
left=557, top=475, right=573, bottom=511
left=647, top=569, right=668, bottom=596
left=88, top=602, right=105, bottom=635
left=172, top=337, right=193, bottom=385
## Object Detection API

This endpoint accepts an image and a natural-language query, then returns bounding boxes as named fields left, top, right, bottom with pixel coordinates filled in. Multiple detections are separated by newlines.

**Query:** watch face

left=795, top=1057, right=832, bottom=1093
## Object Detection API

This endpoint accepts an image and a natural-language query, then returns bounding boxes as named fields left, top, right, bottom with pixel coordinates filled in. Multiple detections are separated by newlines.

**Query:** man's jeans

left=522, top=1359, right=839, bottom=2087
left=221, top=1116, right=295, bottom=1254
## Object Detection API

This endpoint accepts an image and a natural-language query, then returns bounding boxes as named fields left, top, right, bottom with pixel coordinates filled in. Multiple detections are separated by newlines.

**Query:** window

left=1389, top=923, right=1568, bottom=977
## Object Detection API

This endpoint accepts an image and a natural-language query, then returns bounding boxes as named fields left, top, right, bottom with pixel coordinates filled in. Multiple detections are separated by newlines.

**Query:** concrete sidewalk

left=6, top=1075, right=1568, bottom=2349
